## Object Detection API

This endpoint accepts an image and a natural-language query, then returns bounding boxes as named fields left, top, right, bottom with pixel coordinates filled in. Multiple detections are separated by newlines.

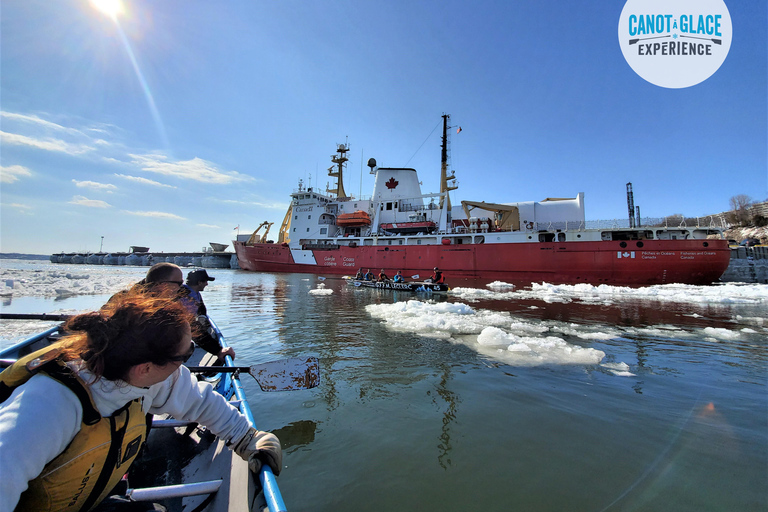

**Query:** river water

left=1, top=260, right=766, bottom=511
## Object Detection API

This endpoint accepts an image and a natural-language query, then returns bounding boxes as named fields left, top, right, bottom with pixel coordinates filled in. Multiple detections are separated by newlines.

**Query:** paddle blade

left=250, top=357, right=320, bottom=391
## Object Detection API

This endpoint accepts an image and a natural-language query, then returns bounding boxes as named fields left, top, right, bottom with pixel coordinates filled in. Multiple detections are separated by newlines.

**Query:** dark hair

left=60, top=293, right=194, bottom=381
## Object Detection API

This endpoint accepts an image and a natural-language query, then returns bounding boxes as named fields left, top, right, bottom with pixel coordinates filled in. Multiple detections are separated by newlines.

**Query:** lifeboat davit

left=336, top=210, right=371, bottom=227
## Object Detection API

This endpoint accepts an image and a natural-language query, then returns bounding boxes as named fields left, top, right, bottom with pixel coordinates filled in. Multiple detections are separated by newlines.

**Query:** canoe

left=0, top=314, right=288, bottom=512
left=349, top=279, right=450, bottom=294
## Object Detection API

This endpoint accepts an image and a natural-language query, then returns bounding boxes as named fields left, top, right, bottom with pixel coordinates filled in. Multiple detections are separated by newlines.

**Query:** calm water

left=1, top=262, right=766, bottom=511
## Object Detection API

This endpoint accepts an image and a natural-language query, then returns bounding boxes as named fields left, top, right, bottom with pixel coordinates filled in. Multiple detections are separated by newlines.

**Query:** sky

left=1, top=0, right=766, bottom=255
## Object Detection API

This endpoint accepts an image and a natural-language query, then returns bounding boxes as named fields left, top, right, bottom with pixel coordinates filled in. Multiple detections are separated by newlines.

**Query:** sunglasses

left=168, top=341, right=195, bottom=363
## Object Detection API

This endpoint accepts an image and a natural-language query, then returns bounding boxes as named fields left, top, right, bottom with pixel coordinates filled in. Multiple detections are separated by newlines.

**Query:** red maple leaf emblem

left=385, top=177, right=399, bottom=189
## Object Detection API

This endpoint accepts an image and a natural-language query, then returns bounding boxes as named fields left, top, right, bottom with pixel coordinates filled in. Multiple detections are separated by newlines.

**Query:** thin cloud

left=72, top=179, right=117, bottom=192
left=0, top=111, right=85, bottom=136
left=114, top=173, right=177, bottom=189
left=69, top=196, right=111, bottom=208
left=130, top=153, right=253, bottom=184
left=218, top=198, right=288, bottom=209
left=0, top=165, right=33, bottom=184
left=1, top=202, right=33, bottom=213
left=197, top=223, right=221, bottom=229
left=1, top=130, right=94, bottom=155
left=122, top=210, right=186, bottom=220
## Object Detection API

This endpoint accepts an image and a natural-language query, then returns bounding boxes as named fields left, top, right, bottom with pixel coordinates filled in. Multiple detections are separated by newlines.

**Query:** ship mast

left=440, top=114, right=458, bottom=209
left=327, top=143, right=349, bottom=199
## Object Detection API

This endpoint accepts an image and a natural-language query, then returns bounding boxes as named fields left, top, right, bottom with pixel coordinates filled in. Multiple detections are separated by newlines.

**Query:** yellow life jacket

left=0, top=342, right=148, bottom=512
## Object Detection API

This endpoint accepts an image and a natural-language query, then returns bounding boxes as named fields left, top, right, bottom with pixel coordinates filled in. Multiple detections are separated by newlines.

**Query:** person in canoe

left=355, top=268, right=364, bottom=280
left=364, top=269, right=375, bottom=281
left=378, top=269, right=390, bottom=282
left=110, top=262, right=235, bottom=361
left=393, top=270, right=404, bottom=283
left=427, top=267, right=445, bottom=284
left=0, top=293, right=281, bottom=512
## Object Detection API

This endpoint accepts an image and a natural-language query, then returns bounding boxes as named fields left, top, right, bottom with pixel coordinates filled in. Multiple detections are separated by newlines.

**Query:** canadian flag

left=617, top=251, right=635, bottom=259
left=456, top=126, right=462, bottom=134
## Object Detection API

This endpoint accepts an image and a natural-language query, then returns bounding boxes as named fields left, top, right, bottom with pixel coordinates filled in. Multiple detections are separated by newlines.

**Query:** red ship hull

left=233, top=239, right=730, bottom=286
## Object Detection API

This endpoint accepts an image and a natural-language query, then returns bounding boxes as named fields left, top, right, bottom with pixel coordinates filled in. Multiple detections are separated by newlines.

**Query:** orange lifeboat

left=336, top=210, right=371, bottom=227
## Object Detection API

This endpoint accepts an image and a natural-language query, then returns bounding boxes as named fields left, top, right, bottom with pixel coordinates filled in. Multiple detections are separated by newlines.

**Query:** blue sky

left=1, top=0, right=765, bottom=255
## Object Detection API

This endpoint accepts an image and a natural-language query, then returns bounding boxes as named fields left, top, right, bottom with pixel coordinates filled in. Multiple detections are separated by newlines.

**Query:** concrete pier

left=49, top=251, right=238, bottom=269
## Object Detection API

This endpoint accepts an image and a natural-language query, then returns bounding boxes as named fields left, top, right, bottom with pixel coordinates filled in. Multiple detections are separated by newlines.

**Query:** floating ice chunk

left=487, top=281, right=515, bottom=290
left=475, top=326, right=605, bottom=366
left=309, top=287, right=333, bottom=295
left=601, top=362, right=635, bottom=376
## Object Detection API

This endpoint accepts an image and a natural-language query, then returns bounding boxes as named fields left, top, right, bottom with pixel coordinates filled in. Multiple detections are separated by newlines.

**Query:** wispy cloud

left=0, top=112, right=86, bottom=137
left=1, top=130, right=94, bottom=155
left=196, top=223, right=221, bottom=229
left=114, top=173, right=176, bottom=189
left=122, top=210, right=186, bottom=220
left=0, top=164, right=33, bottom=184
left=1, top=202, right=33, bottom=213
left=217, top=198, right=288, bottom=209
left=130, top=154, right=253, bottom=184
left=72, top=179, right=117, bottom=192
left=69, top=196, right=111, bottom=208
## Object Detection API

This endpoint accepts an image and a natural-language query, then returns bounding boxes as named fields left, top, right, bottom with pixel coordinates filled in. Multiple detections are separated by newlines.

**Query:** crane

left=246, top=221, right=274, bottom=245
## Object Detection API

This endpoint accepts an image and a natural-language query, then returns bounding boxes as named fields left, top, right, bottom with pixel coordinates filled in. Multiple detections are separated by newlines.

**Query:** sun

left=90, top=0, right=124, bottom=20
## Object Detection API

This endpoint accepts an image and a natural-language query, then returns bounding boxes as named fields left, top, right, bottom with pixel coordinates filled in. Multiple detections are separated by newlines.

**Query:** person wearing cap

left=181, top=269, right=216, bottom=316
left=430, top=267, right=445, bottom=284
left=180, top=269, right=236, bottom=361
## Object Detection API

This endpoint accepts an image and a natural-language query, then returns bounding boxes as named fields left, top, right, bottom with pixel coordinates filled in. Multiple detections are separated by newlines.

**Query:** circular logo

left=618, top=0, right=732, bottom=88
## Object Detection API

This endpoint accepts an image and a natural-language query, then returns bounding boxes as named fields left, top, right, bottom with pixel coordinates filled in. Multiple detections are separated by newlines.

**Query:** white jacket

left=0, top=362, right=251, bottom=511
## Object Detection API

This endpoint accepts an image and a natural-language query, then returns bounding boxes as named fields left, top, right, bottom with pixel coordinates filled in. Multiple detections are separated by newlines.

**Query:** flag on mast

left=456, top=126, right=462, bottom=134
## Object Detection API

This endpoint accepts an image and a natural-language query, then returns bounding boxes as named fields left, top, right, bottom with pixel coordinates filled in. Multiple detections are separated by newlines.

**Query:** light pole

left=100, top=236, right=104, bottom=252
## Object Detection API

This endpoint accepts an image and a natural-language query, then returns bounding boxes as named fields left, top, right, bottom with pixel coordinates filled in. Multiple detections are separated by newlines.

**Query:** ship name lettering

left=342, top=257, right=355, bottom=262
left=660, top=252, right=676, bottom=256
left=324, top=256, right=336, bottom=262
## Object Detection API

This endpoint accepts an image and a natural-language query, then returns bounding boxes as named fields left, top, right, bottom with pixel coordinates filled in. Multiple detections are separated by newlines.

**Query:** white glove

left=232, top=427, right=283, bottom=475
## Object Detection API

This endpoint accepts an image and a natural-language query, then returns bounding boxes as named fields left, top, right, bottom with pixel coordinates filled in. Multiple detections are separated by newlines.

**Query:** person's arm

left=147, top=366, right=251, bottom=443
left=0, top=375, right=82, bottom=511
left=147, top=367, right=280, bottom=473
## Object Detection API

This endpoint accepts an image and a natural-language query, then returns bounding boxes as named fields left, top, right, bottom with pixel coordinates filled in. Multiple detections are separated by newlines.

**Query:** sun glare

left=90, top=0, right=124, bottom=20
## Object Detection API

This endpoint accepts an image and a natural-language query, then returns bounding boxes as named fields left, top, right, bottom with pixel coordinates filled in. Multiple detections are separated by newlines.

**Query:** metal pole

left=100, top=236, right=104, bottom=252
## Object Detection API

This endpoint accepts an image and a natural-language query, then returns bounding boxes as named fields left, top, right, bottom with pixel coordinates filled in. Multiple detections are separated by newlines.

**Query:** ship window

left=417, top=240, right=422, bottom=245
left=294, top=216, right=298, bottom=220
left=399, top=240, right=403, bottom=245
left=320, top=228, right=327, bottom=234
left=307, top=228, right=310, bottom=232
left=387, top=203, right=393, bottom=210
left=293, top=228, right=296, bottom=232
left=308, top=215, right=311, bottom=219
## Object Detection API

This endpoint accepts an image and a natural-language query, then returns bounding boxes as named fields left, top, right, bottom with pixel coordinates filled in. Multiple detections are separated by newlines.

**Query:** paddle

left=0, top=313, right=72, bottom=321
left=186, top=357, right=320, bottom=392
